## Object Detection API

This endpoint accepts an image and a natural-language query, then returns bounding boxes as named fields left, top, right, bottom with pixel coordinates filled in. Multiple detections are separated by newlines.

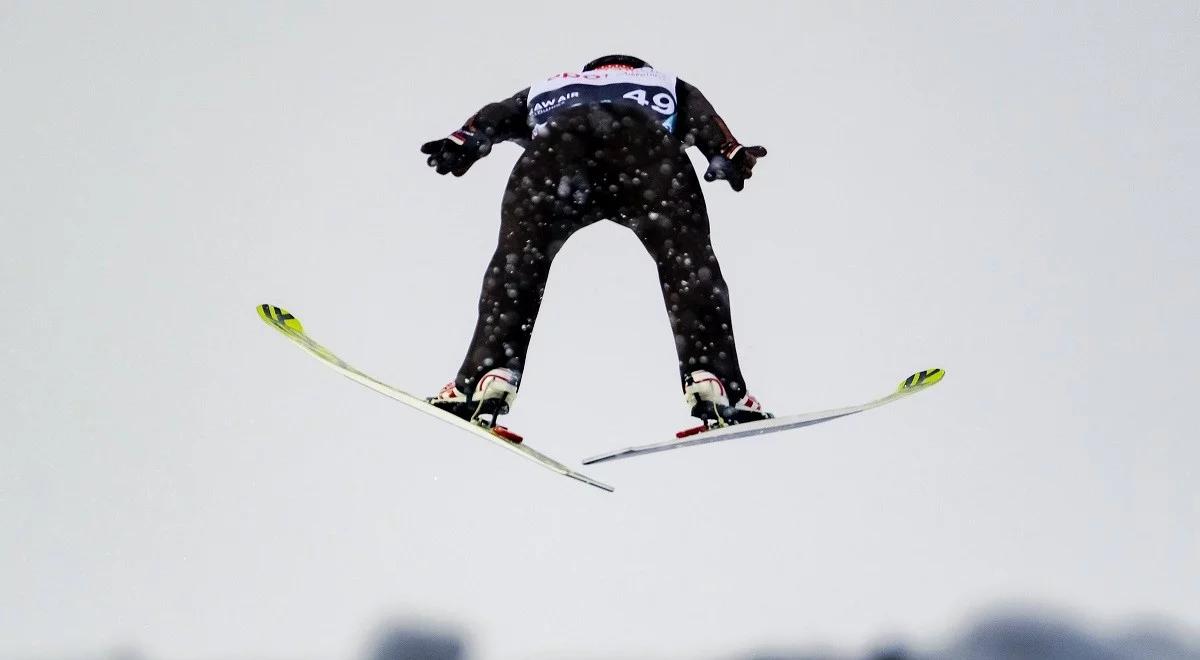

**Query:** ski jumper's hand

left=703, top=145, right=768, bottom=192
left=676, top=79, right=765, bottom=192
left=421, top=132, right=492, bottom=177
left=422, top=88, right=530, bottom=177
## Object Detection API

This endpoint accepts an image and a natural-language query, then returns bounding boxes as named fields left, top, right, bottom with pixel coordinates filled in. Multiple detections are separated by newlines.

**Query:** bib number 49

left=622, top=89, right=676, bottom=115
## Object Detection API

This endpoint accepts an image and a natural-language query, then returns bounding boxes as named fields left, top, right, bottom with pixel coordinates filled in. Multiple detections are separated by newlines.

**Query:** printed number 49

left=623, top=89, right=675, bottom=115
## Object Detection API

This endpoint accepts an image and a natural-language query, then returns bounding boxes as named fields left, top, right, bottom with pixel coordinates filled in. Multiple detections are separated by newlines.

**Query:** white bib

left=527, top=67, right=679, bottom=136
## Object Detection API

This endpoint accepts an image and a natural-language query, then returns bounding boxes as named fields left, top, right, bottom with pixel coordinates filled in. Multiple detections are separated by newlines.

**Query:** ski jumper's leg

left=454, top=149, right=596, bottom=393
left=616, top=155, right=751, bottom=402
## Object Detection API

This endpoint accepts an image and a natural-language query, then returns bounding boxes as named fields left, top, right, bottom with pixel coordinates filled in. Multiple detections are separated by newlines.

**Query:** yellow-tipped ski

left=584, top=367, right=947, bottom=466
left=254, top=303, right=613, bottom=492
left=257, top=304, right=304, bottom=333
left=898, top=368, right=945, bottom=392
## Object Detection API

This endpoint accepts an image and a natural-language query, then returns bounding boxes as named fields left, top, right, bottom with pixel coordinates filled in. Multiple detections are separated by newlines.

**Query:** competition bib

left=527, top=67, right=679, bottom=136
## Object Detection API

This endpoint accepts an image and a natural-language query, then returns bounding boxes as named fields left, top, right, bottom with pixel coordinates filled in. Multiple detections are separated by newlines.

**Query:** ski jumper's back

left=526, top=67, right=679, bottom=138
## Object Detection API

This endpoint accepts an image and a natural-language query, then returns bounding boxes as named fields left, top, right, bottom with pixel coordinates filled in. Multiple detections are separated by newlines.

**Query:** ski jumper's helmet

left=582, top=54, right=651, bottom=71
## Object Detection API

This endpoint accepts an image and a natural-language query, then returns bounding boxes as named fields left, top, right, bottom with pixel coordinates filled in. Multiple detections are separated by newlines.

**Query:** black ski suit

left=428, top=67, right=762, bottom=404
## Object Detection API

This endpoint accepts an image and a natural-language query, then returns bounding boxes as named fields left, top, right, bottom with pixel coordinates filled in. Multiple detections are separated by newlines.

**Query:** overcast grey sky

left=2, top=2, right=1197, bottom=659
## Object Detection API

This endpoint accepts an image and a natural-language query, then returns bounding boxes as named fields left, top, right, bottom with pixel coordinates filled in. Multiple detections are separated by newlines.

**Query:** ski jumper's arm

left=676, top=79, right=742, bottom=161
left=675, top=79, right=767, bottom=191
left=460, top=88, right=530, bottom=144
left=422, top=88, right=530, bottom=176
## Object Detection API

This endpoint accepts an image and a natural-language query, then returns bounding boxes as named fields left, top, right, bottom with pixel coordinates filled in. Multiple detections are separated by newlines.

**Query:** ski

left=256, top=304, right=613, bottom=492
left=582, top=369, right=945, bottom=466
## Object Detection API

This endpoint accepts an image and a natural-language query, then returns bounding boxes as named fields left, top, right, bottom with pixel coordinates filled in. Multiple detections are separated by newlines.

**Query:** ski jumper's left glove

left=703, top=144, right=768, bottom=192
left=421, top=131, right=493, bottom=177
left=676, top=79, right=767, bottom=192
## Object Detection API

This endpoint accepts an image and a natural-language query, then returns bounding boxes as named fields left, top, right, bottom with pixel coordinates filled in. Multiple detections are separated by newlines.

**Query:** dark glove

left=703, top=144, right=767, bottom=191
left=420, top=130, right=492, bottom=177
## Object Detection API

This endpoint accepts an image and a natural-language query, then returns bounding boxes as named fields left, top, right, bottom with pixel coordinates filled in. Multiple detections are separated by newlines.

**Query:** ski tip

left=256, top=303, right=304, bottom=333
left=898, top=368, right=945, bottom=392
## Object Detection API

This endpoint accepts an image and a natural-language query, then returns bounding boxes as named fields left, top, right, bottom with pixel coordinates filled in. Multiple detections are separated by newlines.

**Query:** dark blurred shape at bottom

left=939, top=609, right=1200, bottom=660
left=369, top=624, right=464, bottom=660
left=85, top=606, right=1200, bottom=660
left=734, top=608, right=1200, bottom=660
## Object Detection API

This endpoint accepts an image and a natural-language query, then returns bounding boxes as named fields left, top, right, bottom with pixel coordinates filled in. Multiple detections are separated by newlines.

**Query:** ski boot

left=428, top=368, right=523, bottom=443
left=678, top=370, right=773, bottom=438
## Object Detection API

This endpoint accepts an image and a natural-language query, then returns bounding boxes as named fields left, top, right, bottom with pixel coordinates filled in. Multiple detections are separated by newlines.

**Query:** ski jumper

left=441, top=65, right=756, bottom=403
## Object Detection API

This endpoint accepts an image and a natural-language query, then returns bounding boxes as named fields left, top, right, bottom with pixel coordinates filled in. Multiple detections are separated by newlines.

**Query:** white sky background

left=2, top=2, right=1197, bottom=659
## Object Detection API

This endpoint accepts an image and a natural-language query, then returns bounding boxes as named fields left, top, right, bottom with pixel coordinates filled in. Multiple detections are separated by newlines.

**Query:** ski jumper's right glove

left=703, top=143, right=768, bottom=192
left=421, top=89, right=530, bottom=177
left=421, top=131, right=493, bottom=177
